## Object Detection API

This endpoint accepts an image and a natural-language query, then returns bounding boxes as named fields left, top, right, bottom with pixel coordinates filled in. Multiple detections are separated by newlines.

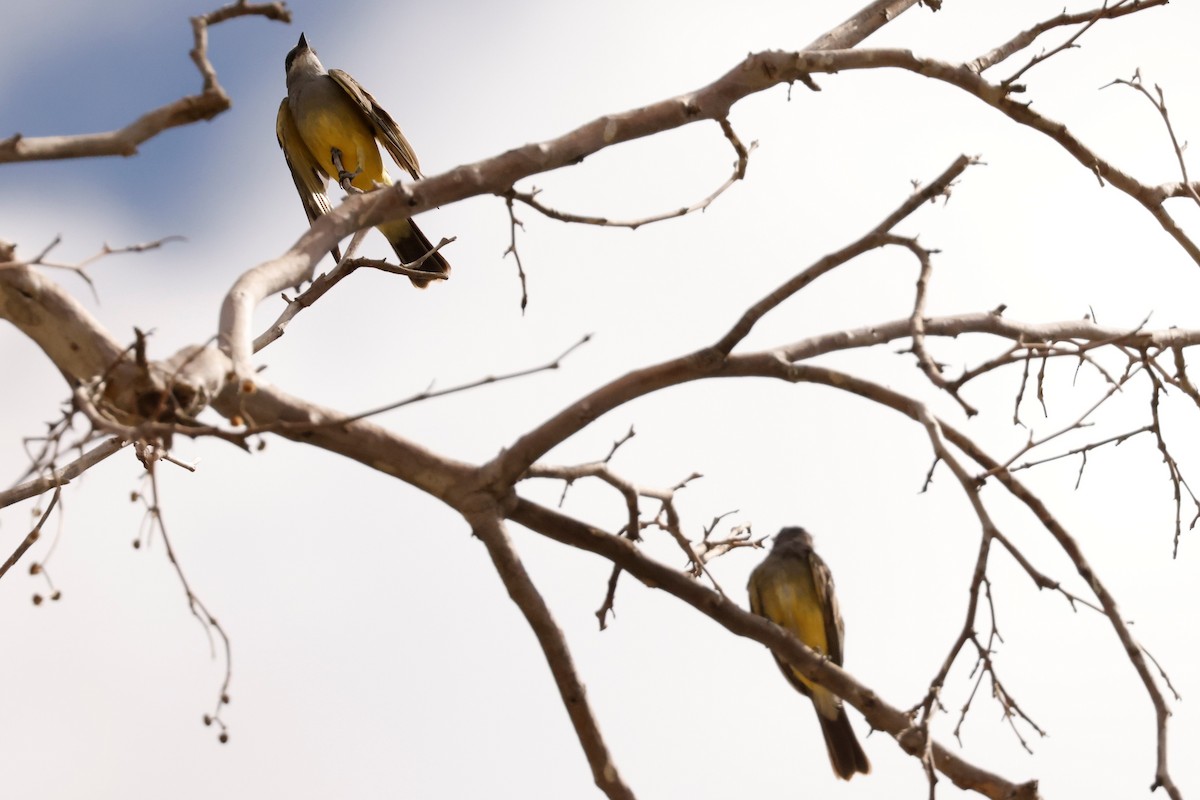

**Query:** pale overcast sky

left=2, top=1, right=1198, bottom=798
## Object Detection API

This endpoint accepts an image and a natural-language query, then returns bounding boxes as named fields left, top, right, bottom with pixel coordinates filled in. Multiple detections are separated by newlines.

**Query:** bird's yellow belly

left=296, top=105, right=385, bottom=192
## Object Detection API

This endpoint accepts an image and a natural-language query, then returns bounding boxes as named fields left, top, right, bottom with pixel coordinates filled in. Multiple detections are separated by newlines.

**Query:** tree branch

left=0, top=437, right=128, bottom=511
left=968, top=0, right=1169, bottom=74
left=467, top=509, right=634, bottom=800
left=0, top=2, right=289, bottom=163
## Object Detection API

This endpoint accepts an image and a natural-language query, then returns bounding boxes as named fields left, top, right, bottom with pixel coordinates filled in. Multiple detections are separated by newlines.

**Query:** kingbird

left=277, top=34, right=450, bottom=287
left=748, top=527, right=870, bottom=780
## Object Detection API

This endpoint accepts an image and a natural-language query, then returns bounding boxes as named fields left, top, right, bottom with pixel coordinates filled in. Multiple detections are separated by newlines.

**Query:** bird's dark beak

left=298, top=32, right=309, bottom=49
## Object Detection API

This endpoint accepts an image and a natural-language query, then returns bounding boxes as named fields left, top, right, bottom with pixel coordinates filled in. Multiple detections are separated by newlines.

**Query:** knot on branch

left=75, top=340, right=236, bottom=451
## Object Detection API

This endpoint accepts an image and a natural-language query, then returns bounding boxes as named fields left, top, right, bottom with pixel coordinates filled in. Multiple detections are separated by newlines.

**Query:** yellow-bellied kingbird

left=748, top=526, right=870, bottom=780
left=276, top=33, right=450, bottom=287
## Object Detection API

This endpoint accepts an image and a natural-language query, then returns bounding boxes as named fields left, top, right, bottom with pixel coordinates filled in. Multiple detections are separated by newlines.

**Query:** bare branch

left=509, top=118, right=756, bottom=230
left=134, top=449, right=234, bottom=743
left=904, top=236, right=978, bottom=416
left=1001, top=0, right=1143, bottom=87
left=1011, top=425, right=1151, bottom=476
left=0, top=263, right=129, bottom=384
left=969, top=0, right=1169, bottom=73
left=0, top=2, right=289, bottom=163
left=693, top=518, right=763, bottom=564
left=251, top=236, right=455, bottom=354
left=0, top=437, right=128, bottom=510
left=711, top=155, right=973, bottom=357
left=249, top=335, right=591, bottom=433
left=503, top=194, right=531, bottom=312
left=907, top=409, right=1045, bottom=752
left=805, top=0, right=938, bottom=51
left=0, top=487, right=62, bottom=582
left=1, top=235, right=186, bottom=305
left=991, top=532, right=1104, bottom=615
left=1105, top=72, right=1200, bottom=207
left=525, top=457, right=715, bottom=604
left=466, top=510, right=635, bottom=800
left=346, top=246, right=456, bottom=281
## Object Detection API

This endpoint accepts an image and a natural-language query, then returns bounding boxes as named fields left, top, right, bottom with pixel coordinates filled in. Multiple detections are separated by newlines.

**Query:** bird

left=747, top=526, right=870, bottom=780
left=276, top=33, right=450, bottom=287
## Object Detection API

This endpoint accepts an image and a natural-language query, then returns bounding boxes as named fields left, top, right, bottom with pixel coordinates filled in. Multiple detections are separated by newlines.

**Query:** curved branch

left=0, top=264, right=128, bottom=380
left=715, top=156, right=972, bottom=357
left=508, top=119, right=756, bottom=230
left=0, top=2, right=289, bottom=164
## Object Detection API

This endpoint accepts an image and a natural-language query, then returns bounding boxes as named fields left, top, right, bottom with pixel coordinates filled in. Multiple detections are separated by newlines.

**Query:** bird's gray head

left=284, top=32, right=325, bottom=82
left=773, top=527, right=814, bottom=550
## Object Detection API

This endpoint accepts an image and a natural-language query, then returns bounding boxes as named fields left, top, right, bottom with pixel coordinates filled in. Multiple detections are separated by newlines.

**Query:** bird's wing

left=809, top=551, right=845, bottom=665
left=276, top=98, right=334, bottom=223
left=748, top=565, right=766, bottom=616
left=748, top=559, right=816, bottom=699
left=328, top=69, right=422, bottom=180
left=276, top=98, right=342, bottom=262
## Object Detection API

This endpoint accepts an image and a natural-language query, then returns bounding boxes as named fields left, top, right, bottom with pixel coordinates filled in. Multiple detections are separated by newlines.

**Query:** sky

left=2, top=1, right=1198, bottom=798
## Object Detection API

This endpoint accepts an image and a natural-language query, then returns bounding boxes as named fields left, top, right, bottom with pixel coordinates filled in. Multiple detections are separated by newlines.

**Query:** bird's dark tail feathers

left=818, top=707, right=870, bottom=780
left=381, top=217, right=451, bottom=289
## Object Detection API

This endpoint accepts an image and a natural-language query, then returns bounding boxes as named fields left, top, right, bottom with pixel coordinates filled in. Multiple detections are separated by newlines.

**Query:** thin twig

left=136, top=448, right=234, bottom=743
left=0, top=437, right=127, bottom=510
left=1001, top=0, right=1145, bottom=86
left=509, top=118, right=756, bottom=230
left=0, top=487, right=62, bottom=581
